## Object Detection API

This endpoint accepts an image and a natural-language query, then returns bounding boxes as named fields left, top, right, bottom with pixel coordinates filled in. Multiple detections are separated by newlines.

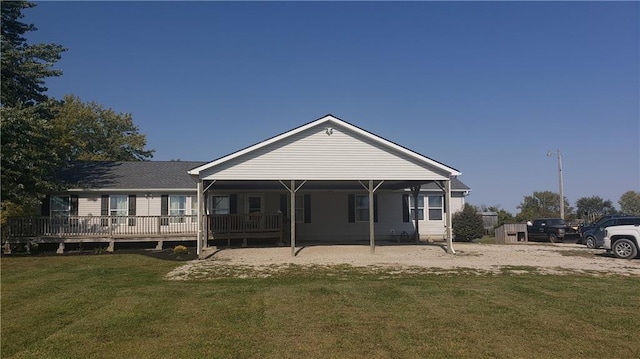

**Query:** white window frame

left=355, top=194, right=370, bottom=222
left=210, top=195, right=230, bottom=215
left=245, top=194, right=263, bottom=214
left=190, top=195, right=198, bottom=215
left=169, top=195, right=187, bottom=223
left=284, top=195, right=305, bottom=224
left=408, top=195, right=425, bottom=221
left=51, top=196, right=71, bottom=217
left=428, top=195, right=443, bottom=221
left=110, top=195, right=128, bottom=225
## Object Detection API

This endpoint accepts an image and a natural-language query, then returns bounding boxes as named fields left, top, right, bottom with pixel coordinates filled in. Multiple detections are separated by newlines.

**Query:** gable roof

left=56, top=161, right=205, bottom=191
left=188, top=114, right=462, bottom=179
left=54, top=160, right=470, bottom=192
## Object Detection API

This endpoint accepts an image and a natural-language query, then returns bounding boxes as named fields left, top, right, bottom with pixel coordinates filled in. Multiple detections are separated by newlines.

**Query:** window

left=210, top=195, right=230, bottom=215
left=110, top=195, right=128, bottom=224
left=355, top=195, right=370, bottom=222
left=295, top=195, right=305, bottom=223
left=428, top=196, right=443, bottom=221
left=169, top=195, right=187, bottom=223
left=190, top=195, right=198, bottom=216
left=51, top=196, right=70, bottom=217
left=407, top=195, right=425, bottom=220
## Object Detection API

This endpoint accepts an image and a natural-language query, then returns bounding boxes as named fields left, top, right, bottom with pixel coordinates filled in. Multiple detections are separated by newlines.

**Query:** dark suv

left=582, top=216, right=640, bottom=249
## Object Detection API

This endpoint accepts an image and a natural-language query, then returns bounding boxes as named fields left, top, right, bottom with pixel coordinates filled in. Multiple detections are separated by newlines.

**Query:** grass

left=2, top=254, right=640, bottom=358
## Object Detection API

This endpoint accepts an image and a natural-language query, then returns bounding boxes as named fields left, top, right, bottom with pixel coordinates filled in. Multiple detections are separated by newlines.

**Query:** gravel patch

left=166, top=242, right=640, bottom=280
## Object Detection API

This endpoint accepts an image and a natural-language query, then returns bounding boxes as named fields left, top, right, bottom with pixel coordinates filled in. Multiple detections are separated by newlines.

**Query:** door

left=245, top=195, right=263, bottom=229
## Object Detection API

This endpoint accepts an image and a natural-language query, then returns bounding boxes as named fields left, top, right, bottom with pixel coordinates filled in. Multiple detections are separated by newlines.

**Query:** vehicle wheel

left=585, top=236, right=596, bottom=249
left=549, top=233, right=558, bottom=243
left=612, top=238, right=638, bottom=260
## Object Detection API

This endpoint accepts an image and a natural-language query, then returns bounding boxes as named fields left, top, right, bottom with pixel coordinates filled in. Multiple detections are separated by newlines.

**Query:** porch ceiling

left=201, top=180, right=439, bottom=191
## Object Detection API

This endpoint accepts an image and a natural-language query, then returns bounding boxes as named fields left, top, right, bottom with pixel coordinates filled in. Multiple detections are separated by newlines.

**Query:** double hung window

left=407, top=195, right=425, bottom=220
left=428, top=196, right=443, bottom=221
left=355, top=195, right=370, bottom=222
left=51, top=196, right=71, bottom=217
left=169, top=195, right=187, bottom=223
left=110, top=195, right=128, bottom=224
left=210, top=195, right=230, bottom=215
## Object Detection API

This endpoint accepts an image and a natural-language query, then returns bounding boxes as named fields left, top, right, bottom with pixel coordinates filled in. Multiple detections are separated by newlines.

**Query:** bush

left=452, top=204, right=485, bottom=242
left=172, top=245, right=188, bottom=255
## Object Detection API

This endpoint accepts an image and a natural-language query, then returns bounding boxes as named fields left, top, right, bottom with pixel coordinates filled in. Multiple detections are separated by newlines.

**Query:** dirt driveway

left=167, top=242, right=640, bottom=280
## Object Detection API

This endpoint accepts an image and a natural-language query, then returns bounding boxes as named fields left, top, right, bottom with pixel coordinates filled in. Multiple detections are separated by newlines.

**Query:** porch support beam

left=279, top=180, right=306, bottom=256
left=411, top=185, right=421, bottom=243
left=369, top=180, right=375, bottom=253
left=359, top=180, right=384, bottom=253
left=196, top=180, right=204, bottom=258
left=202, top=180, right=216, bottom=250
left=444, top=179, right=455, bottom=254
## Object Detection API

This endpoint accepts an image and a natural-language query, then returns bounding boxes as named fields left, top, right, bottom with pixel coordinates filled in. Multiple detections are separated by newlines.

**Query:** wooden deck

left=4, top=214, right=284, bottom=253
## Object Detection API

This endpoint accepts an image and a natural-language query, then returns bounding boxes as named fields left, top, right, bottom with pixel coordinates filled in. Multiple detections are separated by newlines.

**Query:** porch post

left=445, top=179, right=455, bottom=254
left=411, top=185, right=421, bottom=243
left=290, top=180, right=296, bottom=257
left=196, top=180, right=203, bottom=258
left=369, top=180, right=375, bottom=254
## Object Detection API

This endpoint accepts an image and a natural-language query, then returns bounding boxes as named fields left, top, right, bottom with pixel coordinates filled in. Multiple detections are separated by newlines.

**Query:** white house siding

left=295, top=191, right=465, bottom=242
left=74, top=192, right=198, bottom=217
left=199, top=124, right=452, bottom=181
left=78, top=194, right=102, bottom=216
left=69, top=188, right=463, bottom=241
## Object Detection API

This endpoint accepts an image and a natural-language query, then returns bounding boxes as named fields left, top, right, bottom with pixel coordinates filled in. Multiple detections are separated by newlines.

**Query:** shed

left=495, top=223, right=528, bottom=244
left=479, top=211, right=498, bottom=235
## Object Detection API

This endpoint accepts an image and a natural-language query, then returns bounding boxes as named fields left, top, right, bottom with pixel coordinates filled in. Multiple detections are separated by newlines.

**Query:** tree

left=575, top=196, right=617, bottom=221
left=486, top=206, right=515, bottom=228
left=516, top=191, right=574, bottom=221
left=1, top=0, right=66, bottom=106
left=619, top=191, right=640, bottom=215
left=452, top=203, right=485, bottom=242
left=0, top=102, right=60, bottom=209
left=0, top=2, right=153, bottom=219
left=51, top=95, right=154, bottom=162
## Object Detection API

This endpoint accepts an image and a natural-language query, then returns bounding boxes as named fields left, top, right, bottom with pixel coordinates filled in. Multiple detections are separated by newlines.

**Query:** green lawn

left=2, top=253, right=640, bottom=358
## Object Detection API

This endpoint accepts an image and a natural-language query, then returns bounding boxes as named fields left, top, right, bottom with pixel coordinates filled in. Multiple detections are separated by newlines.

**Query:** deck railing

left=208, top=213, right=282, bottom=234
left=7, top=213, right=283, bottom=239
left=6, top=216, right=198, bottom=238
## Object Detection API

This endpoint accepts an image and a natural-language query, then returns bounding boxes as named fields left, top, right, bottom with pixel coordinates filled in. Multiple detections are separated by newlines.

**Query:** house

left=6, top=115, right=470, bottom=257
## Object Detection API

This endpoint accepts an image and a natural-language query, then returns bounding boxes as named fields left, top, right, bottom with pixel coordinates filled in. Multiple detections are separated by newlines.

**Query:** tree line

left=478, top=190, right=640, bottom=228
left=1, top=1, right=154, bottom=217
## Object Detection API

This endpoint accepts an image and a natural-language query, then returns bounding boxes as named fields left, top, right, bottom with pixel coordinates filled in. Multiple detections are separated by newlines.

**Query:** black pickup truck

left=527, top=218, right=573, bottom=243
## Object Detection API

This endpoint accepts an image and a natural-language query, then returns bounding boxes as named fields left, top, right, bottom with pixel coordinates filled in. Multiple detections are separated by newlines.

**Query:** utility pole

left=547, top=150, right=564, bottom=219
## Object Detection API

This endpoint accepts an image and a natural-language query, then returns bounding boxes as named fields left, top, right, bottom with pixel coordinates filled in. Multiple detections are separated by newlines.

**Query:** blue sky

left=25, top=1, right=639, bottom=214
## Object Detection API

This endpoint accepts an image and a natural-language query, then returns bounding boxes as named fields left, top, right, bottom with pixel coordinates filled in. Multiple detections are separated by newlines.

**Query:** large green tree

left=1, top=2, right=153, bottom=219
left=0, top=102, right=60, bottom=208
left=516, top=191, right=574, bottom=221
left=1, top=0, right=66, bottom=106
left=1, top=1, right=65, bottom=215
left=619, top=191, right=640, bottom=215
left=575, top=196, right=617, bottom=221
left=51, top=95, right=154, bottom=162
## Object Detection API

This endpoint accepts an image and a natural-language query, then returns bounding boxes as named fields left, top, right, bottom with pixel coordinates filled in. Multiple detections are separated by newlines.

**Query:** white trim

left=188, top=115, right=462, bottom=177
left=65, top=188, right=196, bottom=193
left=245, top=194, right=264, bottom=214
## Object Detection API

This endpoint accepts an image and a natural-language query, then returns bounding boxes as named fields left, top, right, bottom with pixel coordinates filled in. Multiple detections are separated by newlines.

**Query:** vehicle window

left=601, top=219, right=615, bottom=228
left=548, top=219, right=566, bottom=226
left=618, top=218, right=640, bottom=225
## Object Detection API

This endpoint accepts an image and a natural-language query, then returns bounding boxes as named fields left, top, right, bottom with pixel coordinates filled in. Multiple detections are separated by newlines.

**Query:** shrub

left=173, top=245, right=188, bottom=255
left=452, top=204, right=485, bottom=242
